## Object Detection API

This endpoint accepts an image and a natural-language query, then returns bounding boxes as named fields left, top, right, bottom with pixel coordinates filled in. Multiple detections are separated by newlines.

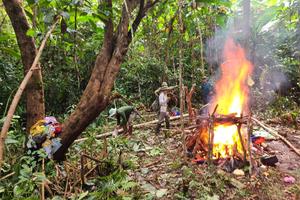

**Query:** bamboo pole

left=0, top=17, right=61, bottom=165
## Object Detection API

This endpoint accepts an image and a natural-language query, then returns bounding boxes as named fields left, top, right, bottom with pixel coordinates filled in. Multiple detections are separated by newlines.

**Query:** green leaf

left=195, top=0, right=231, bottom=6
left=122, top=197, right=132, bottom=200
left=141, top=183, right=156, bottom=194
left=50, top=196, right=64, bottom=200
left=44, top=13, right=55, bottom=24
left=26, top=28, right=36, bottom=37
left=0, top=47, right=20, bottom=58
left=60, top=11, right=70, bottom=20
left=24, top=9, right=33, bottom=20
left=0, top=34, right=11, bottom=42
left=216, top=15, right=226, bottom=27
left=132, top=143, right=140, bottom=152
left=5, top=138, right=19, bottom=144
left=156, top=189, right=167, bottom=198
left=26, top=0, right=37, bottom=5
left=33, top=172, right=47, bottom=183
left=77, top=191, right=89, bottom=200
left=141, top=168, right=149, bottom=175
left=255, top=6, right=278, bottom=31
left=121, top=181, right=137, bottom=190
left=0, top=186, right=5, bottom=193
left=13, top=185, right=23, bottom=196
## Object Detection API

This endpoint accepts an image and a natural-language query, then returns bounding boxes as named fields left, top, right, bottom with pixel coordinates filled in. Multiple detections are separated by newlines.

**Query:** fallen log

left=252, top=117, right=300, bottom=157
left=74, top=113, right=189, bottom=143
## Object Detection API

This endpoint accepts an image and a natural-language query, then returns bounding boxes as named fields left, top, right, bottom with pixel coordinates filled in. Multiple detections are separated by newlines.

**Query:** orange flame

left=209, top=38, right=253, bottom=158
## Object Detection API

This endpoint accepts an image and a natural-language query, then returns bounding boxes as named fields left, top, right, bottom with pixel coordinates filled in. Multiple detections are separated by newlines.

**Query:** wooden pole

left=237, top=113, right=247, bottom=163
left=208, top=105, right=218, bottom=163
left=185, top=84, right=196, bottom=124
left=0, top=16, right=61, bottom=165
left=178, top=0, right=185, bottom=154
left=237, top=123, right=247, bottom=163
left=41, top=158, right=45, bottom=200
left=247, top=113, right=253, bottom=175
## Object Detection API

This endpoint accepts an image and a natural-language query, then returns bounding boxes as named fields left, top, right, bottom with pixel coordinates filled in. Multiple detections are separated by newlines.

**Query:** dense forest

left=0, top=0, right=300, bottom=199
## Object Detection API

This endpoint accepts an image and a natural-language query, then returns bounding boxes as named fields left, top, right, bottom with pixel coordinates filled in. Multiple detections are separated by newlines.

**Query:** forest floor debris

left=121, top=117, right=300, bottom=199
left=3, top=115, right=300, bottom=199
left=57, top=115, right=300, bottom=199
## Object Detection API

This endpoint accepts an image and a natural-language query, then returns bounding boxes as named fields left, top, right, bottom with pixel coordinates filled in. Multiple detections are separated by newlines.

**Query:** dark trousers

left=155, top=112, right=170, bottom=134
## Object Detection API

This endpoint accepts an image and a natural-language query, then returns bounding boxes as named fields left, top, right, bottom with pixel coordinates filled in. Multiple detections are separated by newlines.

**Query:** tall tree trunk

left=198, top=26, right=204, bottom=76
left=54, top=0, right=160, bottom=160
left=296, top=0, right=300, bottom=60
left=178, top=0, right=186, bottom=154
left=3, top=0, right=45, bottom=132
left=242, top=0, right=251, bottom=50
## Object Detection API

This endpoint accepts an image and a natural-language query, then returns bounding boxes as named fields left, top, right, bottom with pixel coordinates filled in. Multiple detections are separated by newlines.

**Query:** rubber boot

left=155, top=123, right=161, bottom=135
left=123, top=125, right=128, bottom=135
left=128, top=125, right=133, bottom=135
left=165, top=117, right=170, bottom=129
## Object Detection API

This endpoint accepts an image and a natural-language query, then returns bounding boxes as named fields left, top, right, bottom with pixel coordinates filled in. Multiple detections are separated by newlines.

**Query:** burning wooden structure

left=186, top=38, right=254, bottom=168
left=186, top=113, right=251, bottom=162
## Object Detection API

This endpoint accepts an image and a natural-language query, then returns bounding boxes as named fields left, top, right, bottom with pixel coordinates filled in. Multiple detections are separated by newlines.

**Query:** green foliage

left=87, top=169, right=138, bottom=199
left=0, top=149, right=53, bottom=199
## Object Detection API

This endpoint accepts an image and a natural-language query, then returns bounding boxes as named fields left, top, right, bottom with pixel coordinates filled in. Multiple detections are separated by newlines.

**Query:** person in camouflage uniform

left=109, top=106, right=141, bottom=135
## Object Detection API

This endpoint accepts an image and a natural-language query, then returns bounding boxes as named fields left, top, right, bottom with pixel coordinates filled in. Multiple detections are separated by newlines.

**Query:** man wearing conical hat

left=155, top=82, right=177, bottom=134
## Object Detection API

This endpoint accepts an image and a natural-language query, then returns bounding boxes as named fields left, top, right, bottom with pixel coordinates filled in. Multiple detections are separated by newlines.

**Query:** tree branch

left=102, top=0, right=114, bottom=47
left=128, top=0, right=161, bottom=41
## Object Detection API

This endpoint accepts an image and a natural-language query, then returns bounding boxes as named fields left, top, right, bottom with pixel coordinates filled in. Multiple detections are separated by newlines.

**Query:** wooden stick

left=236, top=112, right=247, bottom=163
left=63, top=178, right=69, bottom=199
left=74, top=113, right=189, bottom=143
left=198, top=103, right=209, bottom=112
left=80, top=154, right=85, bottom=185
left=252, top=117, right=300, bottom=157
left=247, top=113, right=253, bottom=175
left=82, top=154, right=104, bottom=163
left=0, top=16, right=61, bottom=164
left=41, top=158, right=45, bottom=200
left=44, top=183, right=53, bottom=197
left=0, top=171, right=15, bottom=180
left=144, top=157, right=162, bottom=167
left=208, top=104, right=218, bottom=163
left=237, top=123, right=247, bottom=163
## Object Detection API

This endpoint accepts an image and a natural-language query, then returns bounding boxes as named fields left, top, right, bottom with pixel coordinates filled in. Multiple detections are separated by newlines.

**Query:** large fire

left=208, top=38, right=254, bottom=158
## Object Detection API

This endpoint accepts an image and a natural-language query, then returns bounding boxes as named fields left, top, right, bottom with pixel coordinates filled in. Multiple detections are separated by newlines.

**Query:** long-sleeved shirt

left=116, top=106, right=135, bottom=126
left=159, top=92, right=168, bottom=112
